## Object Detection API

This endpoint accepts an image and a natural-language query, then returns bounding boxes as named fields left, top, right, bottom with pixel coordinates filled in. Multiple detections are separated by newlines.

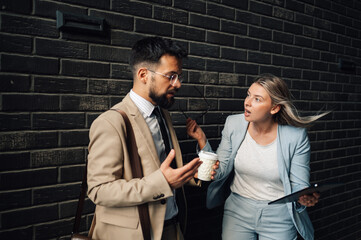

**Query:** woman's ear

left=271, top=104, right=281, bottom=115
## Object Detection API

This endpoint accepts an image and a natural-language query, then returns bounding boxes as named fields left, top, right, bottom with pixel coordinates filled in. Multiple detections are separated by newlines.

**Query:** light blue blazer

left=203, top=114, right=314, bottom=240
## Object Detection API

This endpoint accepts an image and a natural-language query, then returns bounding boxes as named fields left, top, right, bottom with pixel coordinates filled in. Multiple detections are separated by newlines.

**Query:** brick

left=183, top=56, right=206, bottom=71
left=188, top=71, right=218, bottom=85
left=206, top=59, right=233, bottom=73
left=190, top=43, right=220, bottom=58
left=221, top=47, right=246, bottom=61
left=0, top=227, right=33, bottom=240
left=60, top=130, right=89, bottom=147
left=282, top=68, right=302, bottom=79
left=31, top=148, right=85, bottom=167
left=303, top=49, right=320, bottom=60
left=0, top=113, right=30, bottom=131
left=236, top=10, right=260, bottom=25
left=173, top=0, right=206, bottom=14
left=260, top=16, right=283, bottom=31
left=61, top=60, right=110, bottom=78
left=59, top=165, right=85, bottom=183
left=207, top=2, right=235, bottom=20
left=1, top=0, right=32, bottom=14
left=0, top=189, right=31, bottom=211
left=59, top=0, right=109, bottom=9
left=34, top=218, right=74, bottom=240
left=33, top=183, right=81, bottom=204
left=260, top=65, right=281, bottom=77
left=260, top=41, right=282, bottom=54
left=250, top=1, right=272, bottom=15
left=34, top=0, right=87, bottom=18
left=0, top=131, right=58, bottom=151
left=0, top=74, right=31, bottom=92
left=284, top=22, right=303, bottom=35
left=2, top=94, right=60, bottom=111
left=219, top=99, right=243, bottom=111
left=248, top=51, right=271, bottom=64
left=205, top=86, right=232, bottom=98
left=0, top=14, right=58, bottom=37
left=222, top=0, right=248, bottom=9
left=190, top=13, right=219, bottom=31
left=90, top=45, right=130, bottom=63
left=174, top=25, right=206, bottom=41
left=273, top=7, right=294, bottom=21
left=235, top=63, right=259, bottom=74
left=314, top=40, right=330, bottom=51
left=0, top=33, right=32, bottom=53
left=59, top=198, right=95, bottom=218
left=135, top=18, right=172, bottom=36
left=61, top=95, right=110, bottom=111
left=206, top=31, right=234, bottom=47
left=36, top=38, right=88, bottom=58
left=249, top=26, right=272, bottom=40
left=219, top=73, right=246, bottom=86
left=154, top=6, right=188, bottom=24
left=312, top=61, right=328, bottom=71
left=273, top=31, right=294, bottom=44
left=111, top=64, right=133, bottom=79
left=1, top=54, right=59, bottom=75
left=32, top=113, right=85, bottom=130
left=0, top=168, right=57, bottom=190
left=112, top=1, right=152, bottom=17
left=295, top=35, right=313, bottom=48
left=0, top=152, right=30, bottom=171
left=285, top=0, right=304, bottom=12
left=1, top=204, right=58, bottom=228
left=61, top=30, right=110, bottom=45
left=34, top=76, right=87, bottom=93
left=294, top=58, right=312, bottom=69
left=295, top=13, right=313, bottom=26
left=221, top=20, right=247, bottom=35
left=111, top=31, right=143, bottom=47
left=89, top=79, right=132, bottom=95
left=235, top=37, right=259, bottom=50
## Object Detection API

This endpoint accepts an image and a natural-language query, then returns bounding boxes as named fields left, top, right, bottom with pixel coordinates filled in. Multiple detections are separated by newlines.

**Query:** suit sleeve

left=87, top=114, right=173, bottom=208
left=289, top=128, right=311, bottom=212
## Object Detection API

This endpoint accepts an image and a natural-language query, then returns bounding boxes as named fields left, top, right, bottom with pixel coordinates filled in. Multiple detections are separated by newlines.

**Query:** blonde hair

left=254, top=73, right=330, bottom=128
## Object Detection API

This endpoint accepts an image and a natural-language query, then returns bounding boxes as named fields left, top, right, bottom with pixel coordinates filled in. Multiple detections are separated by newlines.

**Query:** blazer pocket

left=98, top=207, right=139, bottom=229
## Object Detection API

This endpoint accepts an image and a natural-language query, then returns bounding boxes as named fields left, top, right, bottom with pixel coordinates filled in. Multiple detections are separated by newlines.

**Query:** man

left=87, top=37, right=202, bottom=240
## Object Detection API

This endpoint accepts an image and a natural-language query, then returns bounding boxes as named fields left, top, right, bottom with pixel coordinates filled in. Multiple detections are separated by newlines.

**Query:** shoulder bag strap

left=72, top=162, right=88, bottom=235
left=116, top=110, right=151, bottom=240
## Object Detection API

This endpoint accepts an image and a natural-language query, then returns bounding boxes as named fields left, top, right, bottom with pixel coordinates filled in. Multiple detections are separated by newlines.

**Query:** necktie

left=153, top=107, right=171, bottom=156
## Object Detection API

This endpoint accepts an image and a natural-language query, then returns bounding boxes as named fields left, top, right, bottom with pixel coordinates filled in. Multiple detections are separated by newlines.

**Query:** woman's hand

left=210, top=161, right=220, bottom=180
left=298, top=192, right=320, bottom=207
left=186, top=118, right=207, bottom=149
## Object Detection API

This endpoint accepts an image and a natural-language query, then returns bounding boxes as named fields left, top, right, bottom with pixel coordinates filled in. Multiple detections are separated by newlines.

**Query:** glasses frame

left=147, top=69, right=182, bottom=86
left=179, top=86, right=210, bottom=121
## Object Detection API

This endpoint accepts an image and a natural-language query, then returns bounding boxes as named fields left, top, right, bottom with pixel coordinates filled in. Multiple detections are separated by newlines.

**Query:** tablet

left=268, top=183, right=343, bottom=205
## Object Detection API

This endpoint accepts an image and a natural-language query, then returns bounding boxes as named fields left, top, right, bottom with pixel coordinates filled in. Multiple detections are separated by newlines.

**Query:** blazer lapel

left=121, top=95, right=161, bottom=174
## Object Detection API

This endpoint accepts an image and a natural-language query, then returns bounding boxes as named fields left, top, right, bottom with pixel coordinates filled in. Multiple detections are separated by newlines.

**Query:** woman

left=187, top=74, right=328, bottom=240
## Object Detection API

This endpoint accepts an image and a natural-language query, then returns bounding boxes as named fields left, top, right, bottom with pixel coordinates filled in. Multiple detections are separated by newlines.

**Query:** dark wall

left=1, top=0, right=361, bottom=239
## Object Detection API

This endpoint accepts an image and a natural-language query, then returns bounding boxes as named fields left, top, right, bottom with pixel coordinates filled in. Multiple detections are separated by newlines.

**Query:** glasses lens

left=170, top=74, right=179, bottom=85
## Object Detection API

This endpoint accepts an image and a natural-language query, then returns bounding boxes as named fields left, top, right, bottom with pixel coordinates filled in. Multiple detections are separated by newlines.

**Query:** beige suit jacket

left=87, top=94, right=196, bottom=240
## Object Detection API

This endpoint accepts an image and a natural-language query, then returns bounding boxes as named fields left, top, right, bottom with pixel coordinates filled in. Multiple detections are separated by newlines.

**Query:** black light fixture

left=56, top=10, right=105, bottom=35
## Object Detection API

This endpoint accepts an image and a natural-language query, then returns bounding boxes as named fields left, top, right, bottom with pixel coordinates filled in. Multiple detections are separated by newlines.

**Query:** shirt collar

left=129, top=89, right=155, bottom=117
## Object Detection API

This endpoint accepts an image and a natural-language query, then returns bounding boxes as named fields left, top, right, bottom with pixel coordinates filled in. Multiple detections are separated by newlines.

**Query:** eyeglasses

left=179, top=86, right=210, bottom=121
left=147, top=69, right=183, bottom=86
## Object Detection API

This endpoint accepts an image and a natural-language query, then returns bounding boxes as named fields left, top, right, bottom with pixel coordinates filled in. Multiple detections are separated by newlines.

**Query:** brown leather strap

left=72, top=162, right=88, bottom=235
left=116, top=110, right=151, bottom=240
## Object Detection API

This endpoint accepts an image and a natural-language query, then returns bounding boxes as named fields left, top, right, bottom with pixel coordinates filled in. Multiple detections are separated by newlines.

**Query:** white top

left=129, top=90, right=178, bottom=220
left=231, top=131, right=284, bottom=201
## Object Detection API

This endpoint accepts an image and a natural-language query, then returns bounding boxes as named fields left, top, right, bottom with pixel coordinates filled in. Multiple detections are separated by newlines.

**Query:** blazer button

left=160, top=199, right=166, bottom=205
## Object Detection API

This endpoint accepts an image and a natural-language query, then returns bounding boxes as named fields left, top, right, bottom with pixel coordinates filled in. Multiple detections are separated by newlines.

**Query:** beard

left=149, top=77, right=176, bottom=109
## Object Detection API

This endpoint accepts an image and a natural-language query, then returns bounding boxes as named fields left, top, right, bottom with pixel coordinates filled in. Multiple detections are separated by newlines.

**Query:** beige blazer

left=87, top=94, right=196, bottom=240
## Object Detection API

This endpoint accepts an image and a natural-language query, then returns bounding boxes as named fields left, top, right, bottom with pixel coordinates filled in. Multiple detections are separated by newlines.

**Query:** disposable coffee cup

left=197, top=151, right=218, bottom=181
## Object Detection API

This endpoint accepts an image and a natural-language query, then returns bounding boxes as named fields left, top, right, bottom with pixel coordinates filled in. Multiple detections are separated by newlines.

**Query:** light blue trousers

left=222, top=192, right=297, bottom=240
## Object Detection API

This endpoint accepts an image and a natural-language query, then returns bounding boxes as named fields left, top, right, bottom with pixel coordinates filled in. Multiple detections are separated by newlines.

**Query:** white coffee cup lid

left=198, top=150, right=218, bottom=160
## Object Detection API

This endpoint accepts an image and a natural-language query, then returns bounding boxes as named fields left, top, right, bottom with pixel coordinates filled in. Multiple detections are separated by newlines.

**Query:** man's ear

left=137, top=68, right=148, bottom=84
left=271, top=104, right=281, bottom=115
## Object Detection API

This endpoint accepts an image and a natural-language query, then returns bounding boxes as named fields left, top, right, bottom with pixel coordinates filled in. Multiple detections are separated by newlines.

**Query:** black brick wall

left=1, top=0, right=360, bottom=239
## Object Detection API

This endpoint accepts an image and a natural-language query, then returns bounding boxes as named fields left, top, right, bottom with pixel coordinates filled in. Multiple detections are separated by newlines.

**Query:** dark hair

left=129, top=37, right=187, bottom=74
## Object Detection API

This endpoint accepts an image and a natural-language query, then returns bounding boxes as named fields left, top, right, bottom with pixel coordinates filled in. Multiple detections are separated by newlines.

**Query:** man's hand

left=160, top=149, right=202, bottom=189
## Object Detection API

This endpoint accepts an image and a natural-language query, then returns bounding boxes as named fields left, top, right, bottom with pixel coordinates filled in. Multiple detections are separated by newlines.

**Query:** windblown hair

left=129, top=37, right=187, bottom=75
left=254, top=73, right=330, bottom=128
